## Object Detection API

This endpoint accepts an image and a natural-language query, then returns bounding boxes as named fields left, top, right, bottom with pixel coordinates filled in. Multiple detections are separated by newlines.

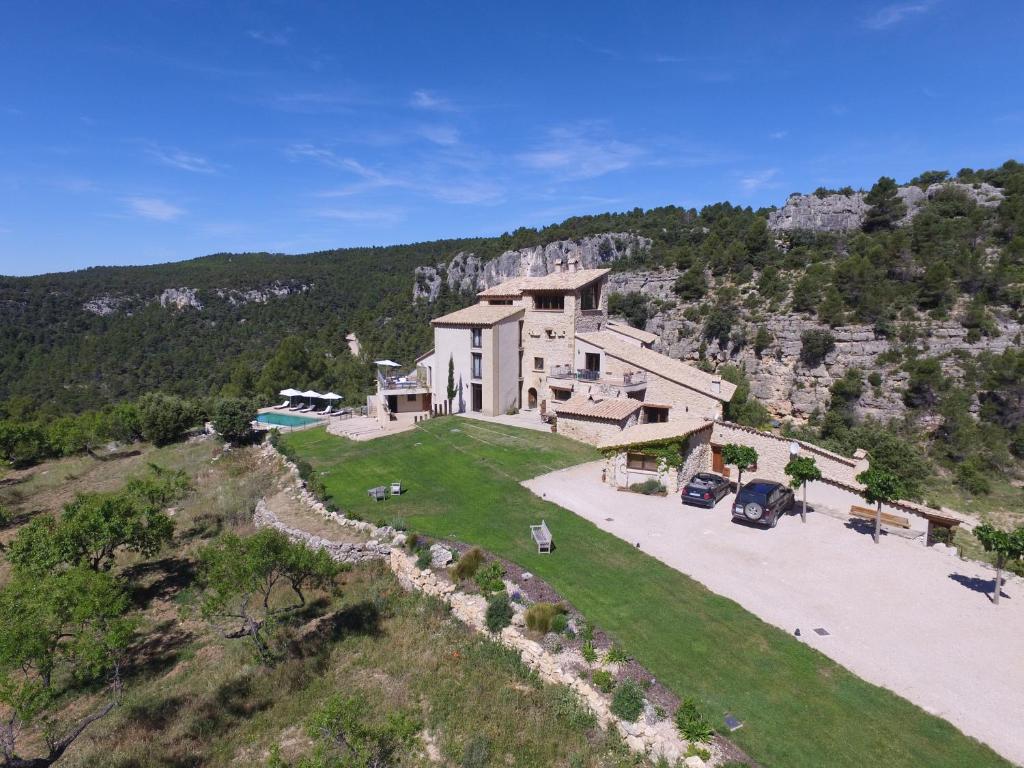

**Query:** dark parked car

left=731, top=479, right=794, bottom=528
left=681, top=472, right=731, bottom=508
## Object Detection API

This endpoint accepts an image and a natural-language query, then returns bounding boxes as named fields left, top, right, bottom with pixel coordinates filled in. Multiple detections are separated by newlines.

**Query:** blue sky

left=1, top=1, right=1022, bottom=276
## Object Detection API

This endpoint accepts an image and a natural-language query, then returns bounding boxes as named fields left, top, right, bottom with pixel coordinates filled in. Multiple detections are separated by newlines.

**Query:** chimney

left=553, top=258, right=563, bottom=274
left=567, top=256, right=579, bottom=273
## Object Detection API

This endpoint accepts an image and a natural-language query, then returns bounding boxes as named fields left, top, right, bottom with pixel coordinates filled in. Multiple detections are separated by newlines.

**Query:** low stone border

left=259, top=440, right=719, bottom=767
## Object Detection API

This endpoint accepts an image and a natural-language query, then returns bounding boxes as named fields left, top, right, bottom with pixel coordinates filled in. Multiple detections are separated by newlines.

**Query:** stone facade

left=557, top=410, right=639, bottom=445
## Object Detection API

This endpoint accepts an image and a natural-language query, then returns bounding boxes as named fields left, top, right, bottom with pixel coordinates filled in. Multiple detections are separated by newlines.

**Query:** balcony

left=377, top=371, right=430, bottom=396
left=546, top=366, right=647, bottom=390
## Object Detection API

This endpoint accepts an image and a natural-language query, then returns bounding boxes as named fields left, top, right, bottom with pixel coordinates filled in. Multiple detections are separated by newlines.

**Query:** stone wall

left=556, top=411, right=638, bottom=445
left=253, top=499, right=397, bottom=564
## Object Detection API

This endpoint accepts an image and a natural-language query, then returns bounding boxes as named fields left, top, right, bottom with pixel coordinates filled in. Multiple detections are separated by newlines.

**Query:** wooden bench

left=530, top=520, right=553, bottom=554
left=849, top=504, right=910, bottom=529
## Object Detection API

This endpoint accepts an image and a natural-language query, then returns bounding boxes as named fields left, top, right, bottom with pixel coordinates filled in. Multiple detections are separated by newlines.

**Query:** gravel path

left=524, top=461, right=1024, bottom=766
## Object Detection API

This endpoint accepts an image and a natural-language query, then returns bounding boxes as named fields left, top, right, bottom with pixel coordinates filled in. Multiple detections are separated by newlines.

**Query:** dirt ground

left=524, top=461, right=1024, bottom=766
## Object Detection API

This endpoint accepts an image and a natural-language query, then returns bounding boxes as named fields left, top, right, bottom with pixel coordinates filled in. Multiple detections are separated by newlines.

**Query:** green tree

left=856, top=467, right=906, bottom=544
left=197, top=529, right=342, bottom=661
left=607, top=291, right=650, bottom=329
left=972, top=524, right=1024, bottom=606
left=485, top=592, right=513, bottom=634
left=753, top=326, right=773, bottom=358
left=211, top=397, right=256, bottom=444
left=0, top=421, right=50, bottom=468
left=0, top=567, right=133, bottom=767
left=446, top=355, right=457, bottom=412
left=784, top=455, right=822, bottom=524
left=800, top=329, right=836, bottom=367
left=672, top=267, right=707, bottom=301
left=721, top=444, right=758, bottom=491
left=5, top=465, right=187, bottom=574
left=862, top=176, right=907, bottom=232
left=136, top=392, right=197, bottom=446
left=292, top=693, right=420, bottom=768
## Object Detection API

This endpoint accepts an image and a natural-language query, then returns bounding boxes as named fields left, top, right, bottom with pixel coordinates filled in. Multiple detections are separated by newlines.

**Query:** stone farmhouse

left=382, top=259, right=956, bottom=540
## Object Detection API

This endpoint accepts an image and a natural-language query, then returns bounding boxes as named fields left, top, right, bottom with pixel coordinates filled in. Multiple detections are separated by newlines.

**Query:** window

left=552, top=388, right=571, bottom=402
left=580, top=283, right=600, bottom=311
left=406, top=394, right=417, bottom=402
left=471, top=328, right=482, bottom=348
left=626, top=452, right=659, bottom=472
left=642, top=406, right=669, bottom=423
left=534, top=294, right=564, bottom=311
left=471, top=353, right=482, bottom=379
left=533, top=356, right=544, bottom=371
left=584, top=352, right=601, bottom=372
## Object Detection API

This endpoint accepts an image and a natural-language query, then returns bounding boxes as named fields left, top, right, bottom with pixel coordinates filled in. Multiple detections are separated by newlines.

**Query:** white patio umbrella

left=301, top=389, right=323, bottom=408
left=322, top=392, right=343, bottom=401
left=279, top=388, right=302, bottom=406
left=373, top=360, right=401, bottom=367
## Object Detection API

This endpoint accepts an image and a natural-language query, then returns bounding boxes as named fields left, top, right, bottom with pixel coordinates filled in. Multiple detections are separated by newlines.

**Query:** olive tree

left=973, top=524, right=1024, bottom=606
left=211, top=397, right=257, bottom=444
left=721, top=444, right=758, bottom=492
left=0, top=568, right=133, bottom=768
left=856, top=467, right=906, bottom=545
left=197, top=529, right=343, bottom=661
left=784, top=455, right=822, bottom=524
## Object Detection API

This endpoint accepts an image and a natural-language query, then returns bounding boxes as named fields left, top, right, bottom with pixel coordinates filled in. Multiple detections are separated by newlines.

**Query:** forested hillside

left=1, top=161, right=1022, bottom=507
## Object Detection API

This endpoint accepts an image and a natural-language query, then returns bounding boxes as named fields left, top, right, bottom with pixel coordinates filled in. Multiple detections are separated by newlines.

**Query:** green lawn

left=284, top=419, right=1011, bottom=768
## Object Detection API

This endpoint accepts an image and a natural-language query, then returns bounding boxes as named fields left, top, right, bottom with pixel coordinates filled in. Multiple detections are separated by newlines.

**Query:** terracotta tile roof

left=477, top=268, right=610, bottom=297
left=597, top=417, right=713, bottom=449
left=575, top=331, right=736, bottom=403
left=554, top=396, right=643, bottom=421
left=606, top=320, right=659, bottom=345
left=430, top=304, right=524, bottom=327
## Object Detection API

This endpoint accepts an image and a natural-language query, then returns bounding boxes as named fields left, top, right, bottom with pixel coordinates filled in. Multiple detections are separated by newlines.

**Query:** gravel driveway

left=524, top=461, right=1024, bottom=765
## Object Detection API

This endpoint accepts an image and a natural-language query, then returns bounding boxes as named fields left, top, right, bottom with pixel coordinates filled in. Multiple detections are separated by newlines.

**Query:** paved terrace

left=524, top=461, right=1024, bottom=765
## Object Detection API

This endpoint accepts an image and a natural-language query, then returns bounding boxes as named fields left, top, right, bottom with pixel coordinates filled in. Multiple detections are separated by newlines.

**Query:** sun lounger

left=390, top=481, right=403, bottom=495
left=288, top=402, right=303, bottom=411
left=318, top=406, right=334, bottom=416
left=274, top=400, right=289, bottom=409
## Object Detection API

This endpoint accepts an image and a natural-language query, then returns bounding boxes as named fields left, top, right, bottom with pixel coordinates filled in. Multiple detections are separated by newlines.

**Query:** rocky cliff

left=768, top=181, right=1004, bottom=232
left=412, top=233, right=649, bottom=301
left=612, top=268, right=1021, bottom=422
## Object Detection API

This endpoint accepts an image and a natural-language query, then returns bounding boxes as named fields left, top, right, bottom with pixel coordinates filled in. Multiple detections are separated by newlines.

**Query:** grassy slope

left=1, top=441, right=645, bottom=768
left=284, top=418, right=1011, bottom=768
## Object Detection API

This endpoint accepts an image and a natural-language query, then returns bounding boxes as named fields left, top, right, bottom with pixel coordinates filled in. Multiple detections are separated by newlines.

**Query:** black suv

left=731, top=480, right=794, bottom=528
left=681, top=472, right=731, bottom=508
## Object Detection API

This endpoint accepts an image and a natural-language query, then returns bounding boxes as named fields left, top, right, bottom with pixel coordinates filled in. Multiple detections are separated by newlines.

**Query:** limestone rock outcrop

left=413, top=233, right=650, bottom=301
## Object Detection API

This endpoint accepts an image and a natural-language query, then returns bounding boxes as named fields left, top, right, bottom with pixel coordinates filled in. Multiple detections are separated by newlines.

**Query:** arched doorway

left=527, top=387, right=538, bottom=409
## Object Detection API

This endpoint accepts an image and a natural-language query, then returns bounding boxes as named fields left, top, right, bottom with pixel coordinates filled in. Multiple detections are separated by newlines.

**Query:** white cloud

left=246, top=28, right=291, bottom=46
left=148, top=146, right=217, bottom=174
left=313, top=208, right=403, bottom=224
left=769, top=130, right=788, bottom=140
left=123, top=197, right=185, bottom=221
left=739, top=169, right=781, bottom=194
left=418, top=125, right=460, bottom=146
left=518, top=126, right=644, bottom=180
left=410, top=89, right=455, bottom=111
left=863, top=2, right=935, bottom=29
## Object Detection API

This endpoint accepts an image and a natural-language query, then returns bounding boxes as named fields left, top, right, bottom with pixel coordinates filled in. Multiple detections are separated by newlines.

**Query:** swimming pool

left=257, top=412, right=322, bottom=428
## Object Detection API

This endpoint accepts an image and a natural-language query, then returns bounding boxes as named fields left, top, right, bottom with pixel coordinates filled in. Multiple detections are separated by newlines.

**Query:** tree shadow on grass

left=121, top=694, right=191, bottom=733
left=287, top=600, right=384, bottom=659
left=948, top=573, right=1009, bottom=602
left=184, top=673, right=273, bottom=741
left=123, top=556, right=197, bottom=608
left=121, top=619, right=194, bottom=682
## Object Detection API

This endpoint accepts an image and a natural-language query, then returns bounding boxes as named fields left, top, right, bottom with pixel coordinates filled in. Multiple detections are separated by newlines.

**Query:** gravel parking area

left=524, top=462, right=1024, bottom=765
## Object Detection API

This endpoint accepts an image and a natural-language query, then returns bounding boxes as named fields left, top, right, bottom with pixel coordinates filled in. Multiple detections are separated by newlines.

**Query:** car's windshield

left=737, top=490, right=769, bottom=505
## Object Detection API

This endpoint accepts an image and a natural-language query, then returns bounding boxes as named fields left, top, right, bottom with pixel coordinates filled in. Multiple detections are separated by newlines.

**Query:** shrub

left=800, top=329, right=836, bottom=367
left=404, top=533, right=420, bottom=552
left=524, top=602, right=565, bottom=634
left=604, top=644, right=629, bottom=664
left=211, top=397, right=256, bottom=443
left=485, top=592, right=513, bottom=633
left=629, top=479, right=665, bottom=495
left=452, top=547, right=484, bottom=580
left=415, top=547, right=432, bottom=570
left=675, top=698, right=714, bottom=743
left=550, top=613, right=569, bottom=635
left=136, top=392, right=197, bottom=446
left=868, top=372, right=883, bottom=387
left=474, top=561, right=505, bottom=594
left=590, top=669, right=615, bottom=693
left=581, top=640, right=598, bottom=663
left=389, top=517, right=407, bottom=531
left=610, top=680, right=645, bottom=722
left=955, top=458, right=992, bottom=495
